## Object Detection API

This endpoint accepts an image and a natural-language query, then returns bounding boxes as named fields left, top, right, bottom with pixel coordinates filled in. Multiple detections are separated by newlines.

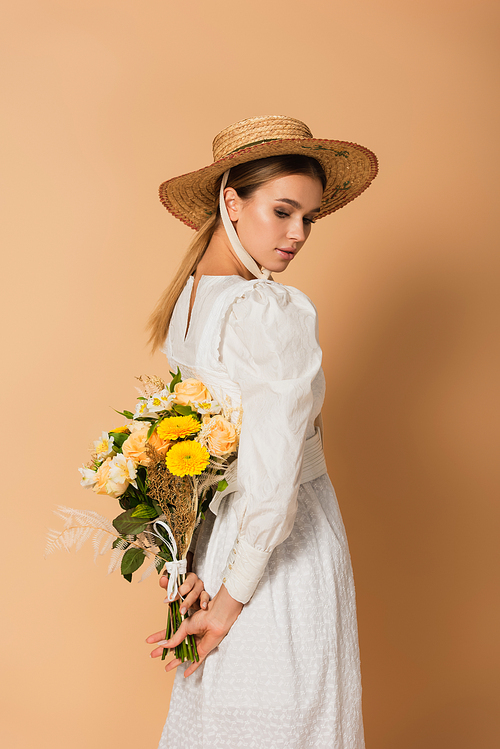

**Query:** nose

left=286, top=217, right=306, bottom=244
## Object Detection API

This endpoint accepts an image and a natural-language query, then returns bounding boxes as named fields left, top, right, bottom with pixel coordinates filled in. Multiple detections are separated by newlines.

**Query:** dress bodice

left=163, top=275, right=325, bottom=439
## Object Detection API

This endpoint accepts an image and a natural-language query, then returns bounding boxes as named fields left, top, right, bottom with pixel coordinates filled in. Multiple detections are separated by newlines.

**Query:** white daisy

left=133, top=399, right=153, bottom=419
left=147, top=388, right=174, bottom=413
left=108, top=454, right=138, bottom=490
left=193, top=399, right=222, bottom=415
left=78, top=466, right=98, bottom=488
left=93, top=431, right=114, bottom=461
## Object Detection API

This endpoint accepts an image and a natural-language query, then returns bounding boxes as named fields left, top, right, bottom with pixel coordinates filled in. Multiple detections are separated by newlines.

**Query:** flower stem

left=161, top=604, right=171, bottom=660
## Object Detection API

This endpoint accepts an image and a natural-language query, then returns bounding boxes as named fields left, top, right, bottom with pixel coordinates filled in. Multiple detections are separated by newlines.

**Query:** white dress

left=158, top=275, right=365, bottom=749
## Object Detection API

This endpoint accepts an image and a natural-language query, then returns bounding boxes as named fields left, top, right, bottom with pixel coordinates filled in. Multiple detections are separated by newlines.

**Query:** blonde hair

left=147, top=155, right=326, bottom=352
left=147, top=213, right=218, bottom=353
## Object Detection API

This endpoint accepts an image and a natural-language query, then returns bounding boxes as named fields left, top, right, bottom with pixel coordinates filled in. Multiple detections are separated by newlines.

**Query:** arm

left=218, top=282, right=322, bottom=603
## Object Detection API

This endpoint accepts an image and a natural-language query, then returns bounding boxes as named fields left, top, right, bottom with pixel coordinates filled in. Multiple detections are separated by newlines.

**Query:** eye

left=303, top=217, right=316, bottom=226
left=274, top=209, right=290, bottom=218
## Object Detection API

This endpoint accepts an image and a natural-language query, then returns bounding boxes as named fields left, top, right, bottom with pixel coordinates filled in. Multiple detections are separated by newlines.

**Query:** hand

left=146, top=584, right=243, bottom=677
left=160, top=570, right=210, bottom=614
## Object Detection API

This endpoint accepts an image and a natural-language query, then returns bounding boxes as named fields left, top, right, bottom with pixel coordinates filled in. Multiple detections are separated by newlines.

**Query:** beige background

left=2, top=1, right=499, bottom=747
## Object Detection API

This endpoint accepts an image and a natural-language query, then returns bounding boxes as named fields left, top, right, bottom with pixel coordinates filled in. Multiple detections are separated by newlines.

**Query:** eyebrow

left=275, top=198, right=321, bottom=213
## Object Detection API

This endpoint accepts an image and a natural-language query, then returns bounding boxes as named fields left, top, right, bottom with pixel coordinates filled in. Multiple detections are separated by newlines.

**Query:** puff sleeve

left=218, top=281, right=322, bottom=603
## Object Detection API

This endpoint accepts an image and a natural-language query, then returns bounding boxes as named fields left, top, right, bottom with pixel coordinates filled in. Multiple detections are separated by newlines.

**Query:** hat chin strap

left=219, top=171, right=271, bottom=281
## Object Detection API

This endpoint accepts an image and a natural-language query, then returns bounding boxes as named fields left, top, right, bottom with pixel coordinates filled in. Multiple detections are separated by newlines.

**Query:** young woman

left=146, top=115, right=378, bottom=748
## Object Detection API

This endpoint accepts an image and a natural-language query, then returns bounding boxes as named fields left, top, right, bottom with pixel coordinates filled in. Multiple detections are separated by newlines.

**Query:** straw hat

left=159, top=115, right=378, bottom=230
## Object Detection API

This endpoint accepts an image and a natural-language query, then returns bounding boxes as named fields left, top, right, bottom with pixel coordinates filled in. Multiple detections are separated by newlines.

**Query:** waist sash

left=209, top=426, right=327, bottom=516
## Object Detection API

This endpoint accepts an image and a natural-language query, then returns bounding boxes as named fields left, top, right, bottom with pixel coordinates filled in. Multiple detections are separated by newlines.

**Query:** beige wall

left=2, top=1, right=499, bottom=747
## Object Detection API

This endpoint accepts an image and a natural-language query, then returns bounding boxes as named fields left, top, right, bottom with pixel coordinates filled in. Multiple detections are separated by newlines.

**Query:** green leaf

left=152, top=500, right=163, bottom=515
left=121, top=547, right=145, bottom=576
left=156, top=549, right=172, bottom=563
left=173, top=404, right=195, bottom=416
left=131, top=503, right=159, bottom=520
left=147, top=421, right=156, bottom=439
left=114, top=409, right=134, bottom=419
left=135, top=467, right=147, bottom=493
left=169, top=367, right=182, bottom=392
left=216, top=479, right=228, bottom=492
left=110, top=432, right=129, bottom=449
left=123, top=573, right=132, bottom=583
left=113, top=509, right=147, bottom=536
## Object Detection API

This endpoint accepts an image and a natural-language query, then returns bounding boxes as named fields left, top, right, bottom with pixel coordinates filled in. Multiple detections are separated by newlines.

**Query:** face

left=224, top=173, right=323, bottom=273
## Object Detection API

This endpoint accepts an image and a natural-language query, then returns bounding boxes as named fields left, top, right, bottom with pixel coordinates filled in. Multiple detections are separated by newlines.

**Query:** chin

left=266, top=260, right=291, bottom=273
left=257, top=255, right=290, bottom=273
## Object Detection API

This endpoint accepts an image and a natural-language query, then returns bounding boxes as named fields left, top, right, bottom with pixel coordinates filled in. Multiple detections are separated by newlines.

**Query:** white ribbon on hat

left=151, top=519, right=187, bottom=602
left=219, top=170, right=272, bottom=280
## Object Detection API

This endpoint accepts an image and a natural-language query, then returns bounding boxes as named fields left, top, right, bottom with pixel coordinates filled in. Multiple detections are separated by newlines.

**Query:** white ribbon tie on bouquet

left=152, top=520, right=187, bottom=602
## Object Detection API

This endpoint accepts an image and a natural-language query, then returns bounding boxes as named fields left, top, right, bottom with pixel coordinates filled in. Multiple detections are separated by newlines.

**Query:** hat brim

left=159, top=137, right=378, bottom=230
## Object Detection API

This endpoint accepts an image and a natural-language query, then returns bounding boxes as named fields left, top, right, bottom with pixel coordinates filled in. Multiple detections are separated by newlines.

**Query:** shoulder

left=221, top=280, right=320, bottom=381
left=227, top=279, right=318, bottom=327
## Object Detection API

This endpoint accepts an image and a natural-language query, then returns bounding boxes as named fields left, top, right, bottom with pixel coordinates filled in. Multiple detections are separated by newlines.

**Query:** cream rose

left=122, top=427, right=149, bottom=466
left=173, top=378, right=211, bottom=406
left=92, top=457, right=128, bottom=498
left=205, top=415, right=237, bottom=456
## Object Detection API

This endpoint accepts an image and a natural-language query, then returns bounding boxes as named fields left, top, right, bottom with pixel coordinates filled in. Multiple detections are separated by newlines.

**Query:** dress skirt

left=157, top=474, right=365, bottom=749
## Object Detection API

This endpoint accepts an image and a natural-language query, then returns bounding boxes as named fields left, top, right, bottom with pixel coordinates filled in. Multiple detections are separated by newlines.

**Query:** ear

left=223, top=187, right=243, bottom=221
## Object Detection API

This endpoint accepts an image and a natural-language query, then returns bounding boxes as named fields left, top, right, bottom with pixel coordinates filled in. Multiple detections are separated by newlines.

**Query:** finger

left=183, top=639, right=213, bottom=677
left=150, top=644, right=170, bottom=659
left=184, top=587, right=210, bottom=612
left=157, top=619, right=192, bottom=649
left=165, top=657, right=182, bottom=673
left=159, top=572, right=180, bottom=592
left=179, top=581, right=205, bottom=614
left=159, top=573, right=181, bottom=602
left=145, top=629, right=167, bottom=644
left=184, top=657, right=204, bottom=677
left=178, top=572, right=200, bottom=597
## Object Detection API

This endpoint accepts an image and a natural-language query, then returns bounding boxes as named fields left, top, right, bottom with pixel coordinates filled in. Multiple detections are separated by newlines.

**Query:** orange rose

left=147, top=430, right=171, bottom=457
left=205, top=415, right=237, bottom=456
left=122, top=427, right=170, bottom=466
left=173, top=378, right=211, bottom=406
left=93, top=458, right=128, bottom=498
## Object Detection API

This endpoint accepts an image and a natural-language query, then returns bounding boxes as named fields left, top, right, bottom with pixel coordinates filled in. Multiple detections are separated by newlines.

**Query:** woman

left=146, top=115, right=378, bottom=748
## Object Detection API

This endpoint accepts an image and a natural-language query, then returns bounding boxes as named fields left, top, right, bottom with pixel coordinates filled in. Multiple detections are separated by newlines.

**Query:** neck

left=197, top=228, right=256, bottom=280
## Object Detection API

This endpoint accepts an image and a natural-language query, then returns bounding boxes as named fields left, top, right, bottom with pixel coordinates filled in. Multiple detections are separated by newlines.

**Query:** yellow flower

left=166, top=441, right=210, bottom=477
left=110, top=426, right=130, bottom=434
left=157, top=415, right=201, bottom=441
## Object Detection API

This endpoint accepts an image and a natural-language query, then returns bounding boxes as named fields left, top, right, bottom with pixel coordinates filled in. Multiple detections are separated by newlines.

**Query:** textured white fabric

left=159, top=275, right=365, bottom=748
left=209, top=426, right=327, bottom=516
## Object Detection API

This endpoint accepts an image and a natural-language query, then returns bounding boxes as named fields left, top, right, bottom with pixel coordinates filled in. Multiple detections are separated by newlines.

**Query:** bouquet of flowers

left=46, top=371, right=240, bottom=663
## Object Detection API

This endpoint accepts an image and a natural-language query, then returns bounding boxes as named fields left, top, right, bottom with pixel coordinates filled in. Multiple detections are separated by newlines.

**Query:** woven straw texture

left=159, top=115, right=378, bottom=230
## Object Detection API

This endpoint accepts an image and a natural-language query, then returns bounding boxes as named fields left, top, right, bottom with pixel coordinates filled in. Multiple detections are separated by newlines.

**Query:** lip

left=275, top=247, right=297, bottom=260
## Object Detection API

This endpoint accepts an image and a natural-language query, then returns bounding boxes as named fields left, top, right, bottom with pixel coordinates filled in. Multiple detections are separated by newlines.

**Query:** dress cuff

left=221, top=536, right=272, bottom=604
